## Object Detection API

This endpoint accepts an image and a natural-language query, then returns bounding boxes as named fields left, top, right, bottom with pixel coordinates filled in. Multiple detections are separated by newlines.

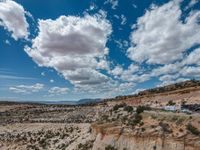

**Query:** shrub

left=134, top=114, right=142, bottom=124
left=141, top=128, right=145, bottom=132
left=123, top=106, right=133, bottom=113
left=101, top=115, right=109, bottom=121
left=78, top=141, right=93, bottom=150
left=159, top=122, right=172, bottom=133
left=136, top=106, right=145, bottom=114
left=105, top=145, right=118, bottom=150
left=179, top=128, right=183, bottom=132
left=167, top=100, right=176, bottom=106
left=186, top=123, right=200, bottom=136
left=128, top=114, right=142, bottom=126
left=113, top=103, right=126, bottom=111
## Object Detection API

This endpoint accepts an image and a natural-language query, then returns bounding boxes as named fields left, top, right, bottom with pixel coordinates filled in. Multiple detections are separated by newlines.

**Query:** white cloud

left=48, top=87, right=68, bottom=96
left=183, top=48, right=200, bottom=65
left=114, top=15, right=119, bottom=19
left=115, top=39, right=129, bottom=50
left=159, top=74, right=178, bottom=82
left=128, top=0, right=200, bottom=64
left=9, top=83, right=44, bottom=94
left=158, top=77, right=189, bottom=87
left=50, top=79, right=54, bottom=83
left=121, top=73, right=151, bottom=83
left=110, top=64, right=145, bottom=83
left=113, top=82, right=136, bottom=94
left=132, top=88, right=146, bottom=94
left=110, top=65, right=123, bottom=77
left=132, top=4, right=137, bottom=9
left=187, top=0, right=199, bottom=9
left=180, top=66, right=200, bottom=77
left=120, top=15, right=127, bottom=25
left=151, top=63, right=182, bottom=76
left=104, top=0, right=118, bottom=9
left=0, top=0, right=29, bottom=40
left=0, top=74, right=35, bottom=80
left=4, top=39, right=10, bottom=45
left=41, top=72, right=45, bottom=76
left=25, top=13, right=112, bottom=92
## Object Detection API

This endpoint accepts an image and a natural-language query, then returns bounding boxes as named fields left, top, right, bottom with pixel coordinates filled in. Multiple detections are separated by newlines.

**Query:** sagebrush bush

left=187, top=123, right=200, bottom=136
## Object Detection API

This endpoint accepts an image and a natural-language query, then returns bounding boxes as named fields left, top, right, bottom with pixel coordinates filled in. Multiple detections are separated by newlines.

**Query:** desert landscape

left=0, top=80, right=200, bottom=150
left=1, top=0, right=200, bottom=149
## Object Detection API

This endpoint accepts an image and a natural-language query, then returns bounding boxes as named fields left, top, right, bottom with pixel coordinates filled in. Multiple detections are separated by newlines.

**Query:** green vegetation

left=123, top=105, right=133, bottom=113
left=186, top=123, right=200, bottom=136
left=128, top=113, right=143, bottom=126
left=113, top=103, right=126, bottom=111
left=167, top=100, right=176, bottom=106
left=136, top=105, right=150, bottom=114
left=78, top=141, right=94, bottom=150
left=105, top=145, right=118, bottom=150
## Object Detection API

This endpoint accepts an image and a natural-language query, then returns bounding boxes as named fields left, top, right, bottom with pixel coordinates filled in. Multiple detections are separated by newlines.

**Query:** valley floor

left=0, top=102, right=200, bottom=150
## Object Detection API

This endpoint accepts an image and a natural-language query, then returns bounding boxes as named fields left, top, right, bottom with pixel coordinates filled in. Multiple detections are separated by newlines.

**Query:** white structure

left=164, top=105, right=177, bottom=111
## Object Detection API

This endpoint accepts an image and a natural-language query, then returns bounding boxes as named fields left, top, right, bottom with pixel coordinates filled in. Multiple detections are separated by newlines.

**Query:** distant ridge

left=1, top=80, right=200, bottom=105
left=104, top=79, right=200, bottom=101
left=138, top=79, right=200, bottom=96
left=0, top=98, right=102, bottom=105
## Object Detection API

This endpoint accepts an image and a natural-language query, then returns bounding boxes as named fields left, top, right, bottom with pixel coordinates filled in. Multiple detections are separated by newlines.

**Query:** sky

left=0, top=0, right=200, bottom=101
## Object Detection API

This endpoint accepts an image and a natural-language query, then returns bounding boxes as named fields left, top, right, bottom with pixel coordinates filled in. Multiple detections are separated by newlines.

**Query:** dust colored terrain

left=0, top=80, right=200, bottom=150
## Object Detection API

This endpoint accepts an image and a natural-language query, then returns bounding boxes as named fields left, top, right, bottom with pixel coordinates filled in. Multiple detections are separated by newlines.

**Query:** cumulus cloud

left=0, top=0, right=29, bottom=40
left=25, top=13, right=112, bottom=91
left=183, top=48, right=200, bottom=65
left=48, top=87, right=68, bottom=96
left=158, top=77, right=189, bottom=87
left=180, top=66, right=200, bottom=77
left=9, top=83, right=44, bottom=94
left=151, top=63, right=182, bottom=76
left=128, top=0, right=200, bottom=64
left=110, top=64, right=145, bottom=83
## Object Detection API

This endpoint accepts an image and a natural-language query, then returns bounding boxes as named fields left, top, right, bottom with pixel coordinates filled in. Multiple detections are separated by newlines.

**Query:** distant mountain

left=76, top=98, right=102, bottom=105
left=37, top=98, right=102, bottom=105
left=0, top=98, right=102, bottom=105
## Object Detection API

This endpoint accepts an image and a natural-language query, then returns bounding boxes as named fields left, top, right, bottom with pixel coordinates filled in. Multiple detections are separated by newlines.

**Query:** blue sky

left=0, top=0, right=200, bottom=101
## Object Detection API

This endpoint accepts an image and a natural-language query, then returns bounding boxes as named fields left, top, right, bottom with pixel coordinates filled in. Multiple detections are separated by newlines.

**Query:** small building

left=164, top=105, right=177, bottom=111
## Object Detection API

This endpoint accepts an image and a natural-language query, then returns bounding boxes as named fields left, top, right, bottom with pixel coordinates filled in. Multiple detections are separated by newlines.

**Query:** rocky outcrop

left=91, top=124, right=200, bottom=150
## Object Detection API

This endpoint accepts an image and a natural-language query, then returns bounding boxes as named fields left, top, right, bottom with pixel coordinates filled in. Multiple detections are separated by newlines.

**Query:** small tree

left=113, top=103, right=126, bottom=111
left=167, top=100, right=176, bottom=106
left=136, top=106, right=145, bottom=114
left=124, top=106, right=133, bottom=113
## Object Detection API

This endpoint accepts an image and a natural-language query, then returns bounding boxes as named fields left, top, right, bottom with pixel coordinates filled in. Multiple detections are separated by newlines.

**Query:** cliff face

left=91, top=124, right=200, bottom=150
left=93, top=134, right=185, bottom=150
